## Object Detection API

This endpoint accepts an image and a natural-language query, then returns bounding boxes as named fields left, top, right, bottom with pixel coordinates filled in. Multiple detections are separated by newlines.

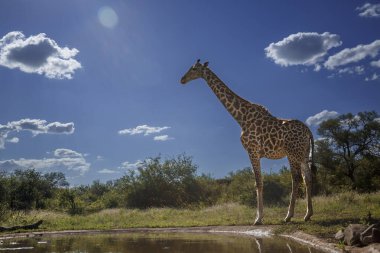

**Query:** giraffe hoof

left=304, top=211, right=313, bottom=221
left=254, top=219, right=263, bottom=225
left=284, top=216, right=292, bottom=223
left=304, top=214, right=312, bottom=222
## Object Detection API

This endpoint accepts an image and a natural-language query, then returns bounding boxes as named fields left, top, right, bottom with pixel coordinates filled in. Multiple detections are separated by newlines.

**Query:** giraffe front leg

left=254, top=181, right=264, bottom=225
left=250, top=156, right=263, bottom=225
left=284, top=159, right=301, bottom=223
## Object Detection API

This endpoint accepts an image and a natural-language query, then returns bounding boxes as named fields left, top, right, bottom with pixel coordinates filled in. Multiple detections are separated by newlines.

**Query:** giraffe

left=180, top=59, right=315, bottom=225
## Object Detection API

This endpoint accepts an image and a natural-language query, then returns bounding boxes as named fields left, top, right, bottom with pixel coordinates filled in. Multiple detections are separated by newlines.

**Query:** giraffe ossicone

left=181, top=59, right=315, bottom=225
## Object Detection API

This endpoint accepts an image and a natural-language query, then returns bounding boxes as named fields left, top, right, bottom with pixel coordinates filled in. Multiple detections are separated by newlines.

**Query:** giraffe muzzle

left=180, top=77, right=187, bottom=84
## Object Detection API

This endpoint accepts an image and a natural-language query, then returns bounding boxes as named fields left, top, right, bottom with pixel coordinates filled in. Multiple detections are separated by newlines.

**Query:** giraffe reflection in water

left=254, top=237, right=313, bottom=253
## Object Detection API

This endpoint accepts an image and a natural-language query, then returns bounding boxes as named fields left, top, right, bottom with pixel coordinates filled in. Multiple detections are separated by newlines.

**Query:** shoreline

left=0, top=225, right=340, bottom=253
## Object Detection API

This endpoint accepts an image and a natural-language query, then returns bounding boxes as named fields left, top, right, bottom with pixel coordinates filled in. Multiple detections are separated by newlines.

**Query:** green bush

left=263, top=168, right=292, bottom=206
left=58, top=188, right=84, bottom=215
left=222, top=168, right=256, bottom=206
left=221, top=167, right=292, bottom=207
left=117, top=155, right=204, bottom=208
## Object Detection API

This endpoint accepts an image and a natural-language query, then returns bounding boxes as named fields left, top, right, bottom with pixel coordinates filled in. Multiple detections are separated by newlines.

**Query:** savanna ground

left=2, top=191, right=379, bottom=240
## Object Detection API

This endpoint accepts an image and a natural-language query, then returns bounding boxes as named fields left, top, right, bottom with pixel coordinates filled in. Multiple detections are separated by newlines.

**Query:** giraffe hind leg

left=284, top=158, right=301, bottom=222
left=301, top=160, right=313, bottom=221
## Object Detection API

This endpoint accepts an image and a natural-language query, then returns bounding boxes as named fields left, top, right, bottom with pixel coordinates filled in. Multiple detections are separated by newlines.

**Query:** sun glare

left=98, top=6, right=118, bottom=28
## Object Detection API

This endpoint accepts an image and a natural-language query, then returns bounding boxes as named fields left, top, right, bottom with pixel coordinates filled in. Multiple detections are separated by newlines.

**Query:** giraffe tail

left=308, top=131, right=317, bottom=172
left=309, top=131, right=317, bottom=194
left=309, top=132, right=316, bottom=171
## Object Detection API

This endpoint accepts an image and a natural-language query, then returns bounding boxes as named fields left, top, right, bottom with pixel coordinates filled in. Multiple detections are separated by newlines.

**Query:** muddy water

left=0, top=232, right=324, bottom=253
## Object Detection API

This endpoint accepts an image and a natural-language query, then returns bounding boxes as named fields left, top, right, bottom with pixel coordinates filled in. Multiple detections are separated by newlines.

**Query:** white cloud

left=374, top=118, right=380, bottom=123
left=324, top=40, right=380, bottom=69
left=6, top=118, right=74, bottom=135
left=316, top=136, right=328, bottom=141
left=357, top=3, right=380, bottom=17
left=314, top=64, right=322, bottom=72
left=0, top=31, right=81, bottom=79
left=365, top=73, right=379, bottom=81
left=0, top=138, right=4, bottom=149
left=44, top=121, right=75, bottom=134
left=153, top=135, right=174, bottom=141
left=96, top=155, right=104, bottom=161
left=97, top=159, right=145, bottom=175
left=371, top=60, right=380, bottom=68
left=266, top=33, right=380, bottom=79
left=338, top=66, right=365, bottom=75
left=306, top=110, right=339, bottom=126
left=0, top=118, right=74, bottom=149
left=54, top=148, right=83, bottom=158
left=6, top=137, right=19, bottom=143
left=118, top=125, right=170, bottom=136
left=98, top=168, right=119, bottom=174
left=265, top=32, right=341, bottom=67
left=0, top=148, right=90, bottom=176
left=339, top=115, right=364, bottom=130
left=119, top=160, right=143, bottom=170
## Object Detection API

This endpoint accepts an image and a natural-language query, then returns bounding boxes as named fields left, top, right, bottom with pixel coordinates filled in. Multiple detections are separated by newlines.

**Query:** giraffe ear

left=203, top=62, right=209, bottom=67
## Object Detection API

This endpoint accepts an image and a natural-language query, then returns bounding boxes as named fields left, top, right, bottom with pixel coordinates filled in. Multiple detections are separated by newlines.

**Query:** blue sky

left=0, top=0, right=379, bottom=185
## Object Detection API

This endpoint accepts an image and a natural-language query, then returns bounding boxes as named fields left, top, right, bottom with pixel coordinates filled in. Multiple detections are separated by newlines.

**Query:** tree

left=44, top=172, right=69, bottom=188
left=3, top=169, right=69, bottom=210
left=223, top=168, right=256, bottom=206
left=0, top=171, right=7, bottom=203
left=119, top=154, right=203, bottom=208
left=223, top=167, right=292, bottom=206
left=316, top=111, right=380, bottom=192
left=58, top=188, right=83, bottom=215
left=0, top=172, right=9, bottom=221
left=8, top=169, right=43, bottom=210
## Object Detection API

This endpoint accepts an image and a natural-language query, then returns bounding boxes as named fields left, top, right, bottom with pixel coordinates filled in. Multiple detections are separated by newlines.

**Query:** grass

left=1, top=191, right=379, bottom=239
left=269, top=191, right=380, bottom=238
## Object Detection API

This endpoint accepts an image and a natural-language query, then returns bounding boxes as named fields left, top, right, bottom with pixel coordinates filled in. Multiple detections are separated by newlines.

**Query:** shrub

left=118, top=155, right=203, bottom=208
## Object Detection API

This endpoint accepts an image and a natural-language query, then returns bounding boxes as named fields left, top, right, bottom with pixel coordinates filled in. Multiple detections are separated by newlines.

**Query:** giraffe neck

left=201, top=68, right=252, bottom=126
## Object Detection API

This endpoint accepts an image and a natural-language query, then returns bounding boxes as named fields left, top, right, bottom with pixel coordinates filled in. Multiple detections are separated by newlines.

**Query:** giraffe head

left=180, top=59, right=209, bottom=84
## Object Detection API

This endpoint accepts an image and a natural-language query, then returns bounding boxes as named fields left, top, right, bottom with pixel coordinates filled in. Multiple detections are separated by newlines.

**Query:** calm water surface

left=0, top=232, right=324, bottom=253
